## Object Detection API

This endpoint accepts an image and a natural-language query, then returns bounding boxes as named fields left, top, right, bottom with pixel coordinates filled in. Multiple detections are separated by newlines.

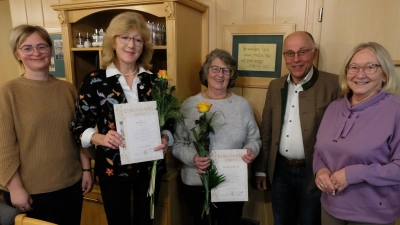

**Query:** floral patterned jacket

left=71, top=69, right=168, bottom=183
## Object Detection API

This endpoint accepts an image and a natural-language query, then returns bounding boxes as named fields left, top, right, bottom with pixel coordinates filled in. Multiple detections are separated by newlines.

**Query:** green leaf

left=159, top=114, right=165, bottom=128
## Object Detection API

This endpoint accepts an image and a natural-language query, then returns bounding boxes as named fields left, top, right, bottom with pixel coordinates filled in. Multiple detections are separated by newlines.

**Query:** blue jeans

left=271, top=157, right=321, bottom=225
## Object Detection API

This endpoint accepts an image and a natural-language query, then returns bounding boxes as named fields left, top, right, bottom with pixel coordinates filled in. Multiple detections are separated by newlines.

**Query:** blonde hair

left=339, top=42, right=398, bottom=95
left=101, top=11, right=153, bottom=70
left=9, top=25, right=52, bottom=66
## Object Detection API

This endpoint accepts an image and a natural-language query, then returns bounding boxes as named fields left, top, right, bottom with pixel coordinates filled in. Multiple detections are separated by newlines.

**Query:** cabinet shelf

left=71, top=45, right=167, bottom=52
left=71, top=47, right=102, bottom=51
left=154, top=45, right=167, bottom=50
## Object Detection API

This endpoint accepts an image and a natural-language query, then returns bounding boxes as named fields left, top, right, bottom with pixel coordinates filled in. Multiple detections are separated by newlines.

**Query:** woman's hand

left=81, top=171, right=93, bottom=195
left=10, top=186, right=32, bottom=212
left=7, top=171, right=32, bottom=211
left=242, top=148, right=255, bottom=164
left=315, top=168, right=336, bottom=194
left=153, top=134, right=169, bottom=155
left=193, top=154, right=210, bottom=174
left=92, top=131, right=123, bottom=149
left=330, top=168, right=348, bottom=194
left=80, top=153, right=93, bottom=195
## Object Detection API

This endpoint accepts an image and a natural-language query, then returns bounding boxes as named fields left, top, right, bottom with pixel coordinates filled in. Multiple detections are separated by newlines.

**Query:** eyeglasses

left=117, top=35, right=144, bottom=46
left=19, top=44, right=50, bottom=56
left=346, top=63, right=381, bottom=75
left=208, top=66, right=232, bottom=76
left=282, top=48, right=314, bottom=59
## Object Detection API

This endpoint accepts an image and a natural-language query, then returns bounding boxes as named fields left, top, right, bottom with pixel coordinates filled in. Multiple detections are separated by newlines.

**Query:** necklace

left=121, top=67, right=138, bottom=77
left=204, top=89, right=229, bottom=100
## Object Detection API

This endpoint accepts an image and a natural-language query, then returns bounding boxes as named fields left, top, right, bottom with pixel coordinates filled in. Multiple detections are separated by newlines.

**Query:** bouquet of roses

left=191, top=102, right=226, bottom=223
left=147, top=70, right=182, bottom=218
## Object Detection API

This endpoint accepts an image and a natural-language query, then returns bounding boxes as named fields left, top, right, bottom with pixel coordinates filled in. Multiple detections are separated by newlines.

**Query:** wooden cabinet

left=51, top=0, right=208, bottom=99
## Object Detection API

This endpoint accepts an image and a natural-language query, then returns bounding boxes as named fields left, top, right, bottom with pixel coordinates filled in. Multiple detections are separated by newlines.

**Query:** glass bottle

left=76, top=32, right=84, bottom=47
left=92, top=29, right=99, bottom=46
left=155, top=24, right=161, bottom=45
left=151, top=22, right=156, bottom=45
left=98, top=28, right=104, bottom=46
left=161, top=25, right=166, bottom=45
left=84, top=32, right=91, bottom=48
left=147, top=21, right=153, bottom=44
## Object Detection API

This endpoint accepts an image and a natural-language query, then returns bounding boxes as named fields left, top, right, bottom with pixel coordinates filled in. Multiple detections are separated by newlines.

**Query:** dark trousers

left=3, top=180, right=83, bottom=225
left=99, top=171, right=162, bottom=225
left=184, top=184, right=244, bottom=225
left=271, top=157, right=321, bottom=225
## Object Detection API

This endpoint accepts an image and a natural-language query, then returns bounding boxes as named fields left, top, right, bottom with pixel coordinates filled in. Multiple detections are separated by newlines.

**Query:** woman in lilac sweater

left=313, top=42, right=400, bottom=225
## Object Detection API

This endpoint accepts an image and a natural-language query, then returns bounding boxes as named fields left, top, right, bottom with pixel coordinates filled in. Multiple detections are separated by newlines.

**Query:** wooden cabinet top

left=51, top=0, right=208, bottom=12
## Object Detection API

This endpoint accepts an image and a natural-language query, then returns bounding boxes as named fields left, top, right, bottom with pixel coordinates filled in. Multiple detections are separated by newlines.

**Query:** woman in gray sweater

left=173, top=49, right=261, bottom=225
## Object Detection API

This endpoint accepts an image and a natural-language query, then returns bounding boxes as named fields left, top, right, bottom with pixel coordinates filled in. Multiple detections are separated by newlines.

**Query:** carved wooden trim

left=57, top=11, right=66, bottom=26
left=164, top=2, right=175, bottom=20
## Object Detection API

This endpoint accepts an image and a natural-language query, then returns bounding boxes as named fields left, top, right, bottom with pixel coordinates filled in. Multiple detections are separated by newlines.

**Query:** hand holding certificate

left=211, top=149, right=248, bottom=202
left=114, top=101, right=163, bottom=165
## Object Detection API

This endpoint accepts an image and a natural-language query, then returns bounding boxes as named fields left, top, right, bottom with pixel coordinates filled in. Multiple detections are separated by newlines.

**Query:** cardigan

left=0, top=76, right=82, bottom=194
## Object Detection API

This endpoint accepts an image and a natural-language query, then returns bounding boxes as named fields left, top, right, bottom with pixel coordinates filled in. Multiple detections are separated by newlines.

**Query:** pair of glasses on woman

left=346, top=63, right=381, bottom=75
left=19, top=44, right=50, bottom=56
left=208, top=66, right=232, bottom=77
left=117, top=35, right=144, bottom=46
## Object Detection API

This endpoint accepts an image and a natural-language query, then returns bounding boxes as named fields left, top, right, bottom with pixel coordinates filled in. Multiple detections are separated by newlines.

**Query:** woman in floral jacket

left=70, top=12, right=171, bottom=225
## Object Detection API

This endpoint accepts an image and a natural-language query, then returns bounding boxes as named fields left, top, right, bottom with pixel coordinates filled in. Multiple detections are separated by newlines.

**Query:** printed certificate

left=211, top=149, right=248, bottom=202
left=114, top=101, right=163, bottom=165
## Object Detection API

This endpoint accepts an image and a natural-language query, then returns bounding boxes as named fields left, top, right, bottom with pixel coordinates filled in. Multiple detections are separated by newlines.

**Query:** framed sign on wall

left=223, top=24, right=295, bottom=88
left=49, top=33, right=65, bottom=79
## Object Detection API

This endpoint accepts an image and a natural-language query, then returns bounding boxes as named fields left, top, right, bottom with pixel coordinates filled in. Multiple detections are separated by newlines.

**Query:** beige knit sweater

left=0, top=76, right=82, bottom=194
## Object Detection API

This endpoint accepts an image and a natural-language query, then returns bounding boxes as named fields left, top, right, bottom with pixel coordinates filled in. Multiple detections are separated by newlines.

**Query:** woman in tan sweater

left=0, top=25, right=93, bottom=225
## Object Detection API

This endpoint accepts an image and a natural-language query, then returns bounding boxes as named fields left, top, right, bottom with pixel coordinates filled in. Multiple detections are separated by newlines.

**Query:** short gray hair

left=199, top=49, right=239, bottom=89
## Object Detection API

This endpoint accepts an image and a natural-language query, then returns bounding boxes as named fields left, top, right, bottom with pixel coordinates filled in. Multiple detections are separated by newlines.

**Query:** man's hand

left=256, top=176, right=267, bottom=191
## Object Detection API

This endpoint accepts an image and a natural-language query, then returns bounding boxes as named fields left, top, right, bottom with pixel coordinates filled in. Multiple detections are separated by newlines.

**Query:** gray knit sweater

left=172, top=93, right=261, bottom=186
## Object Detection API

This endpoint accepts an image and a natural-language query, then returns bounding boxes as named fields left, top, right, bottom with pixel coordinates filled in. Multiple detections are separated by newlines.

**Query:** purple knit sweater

left=313, top=91, right=400, bottom=224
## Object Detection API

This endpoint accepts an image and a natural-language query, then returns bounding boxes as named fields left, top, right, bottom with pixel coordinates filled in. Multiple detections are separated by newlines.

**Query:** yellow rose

left=196, top=101, right=212, bottom=113
left=157, top=70, right=170, bottom=80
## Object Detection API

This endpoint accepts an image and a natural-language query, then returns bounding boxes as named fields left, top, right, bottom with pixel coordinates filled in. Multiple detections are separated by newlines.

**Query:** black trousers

left=184, top=184, right=244, bottom=225
left=99, top=171, right=163, bottom=225
left=3, top=180, right=83, bottom=225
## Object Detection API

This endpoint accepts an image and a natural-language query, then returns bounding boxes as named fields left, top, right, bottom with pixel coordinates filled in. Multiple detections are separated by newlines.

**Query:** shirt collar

left=286, top=66, right=314, bottom=85
left=105, top=63, right=152, bottom=78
